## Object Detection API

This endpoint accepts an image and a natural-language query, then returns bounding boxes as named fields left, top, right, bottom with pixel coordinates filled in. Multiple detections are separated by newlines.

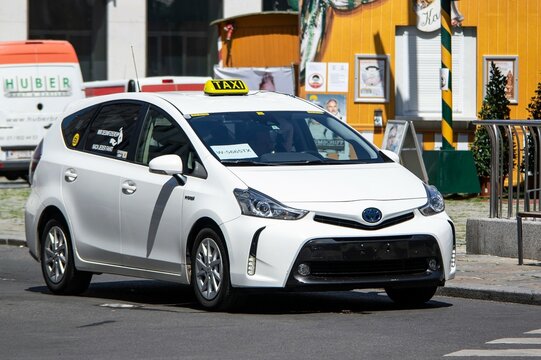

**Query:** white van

left=0, top=40, right=84, bottom=180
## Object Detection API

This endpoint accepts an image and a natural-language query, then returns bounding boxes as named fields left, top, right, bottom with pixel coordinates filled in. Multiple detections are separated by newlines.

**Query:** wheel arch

left=186, top=217, right=227, bottom=265
left=36, top=205, right=69, bottom=259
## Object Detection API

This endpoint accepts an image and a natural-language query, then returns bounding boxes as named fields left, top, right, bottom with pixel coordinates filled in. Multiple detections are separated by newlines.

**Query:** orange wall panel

left=218, top=13, right=298, bottom=68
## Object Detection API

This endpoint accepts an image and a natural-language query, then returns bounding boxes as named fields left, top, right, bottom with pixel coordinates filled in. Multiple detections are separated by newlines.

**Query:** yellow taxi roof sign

left=204, top=79, right=249, bottom=95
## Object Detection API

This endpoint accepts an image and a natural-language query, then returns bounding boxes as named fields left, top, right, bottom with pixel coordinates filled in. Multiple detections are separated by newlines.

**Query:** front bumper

left=286, top=235, right=444, bottom=290
left=221, top=210, right=455, bottom=289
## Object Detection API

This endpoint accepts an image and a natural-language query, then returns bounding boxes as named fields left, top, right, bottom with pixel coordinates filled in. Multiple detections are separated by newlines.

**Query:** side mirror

left=149, top=154, right=184, bottom=175
left=381, top=149, right=400, bottom=163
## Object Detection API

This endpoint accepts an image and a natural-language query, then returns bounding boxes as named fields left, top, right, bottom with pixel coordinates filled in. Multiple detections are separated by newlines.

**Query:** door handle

left=64, top=168, right=78, bottom=182
left=122, top=180, right=137, bottom=195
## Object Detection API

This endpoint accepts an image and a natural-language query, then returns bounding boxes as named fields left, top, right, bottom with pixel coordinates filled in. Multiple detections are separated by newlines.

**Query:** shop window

left=147, top=0, right=221, bottom=76
left=395, top=27, right=477, bottom=120
left=29, top=0, right=107, bottom=81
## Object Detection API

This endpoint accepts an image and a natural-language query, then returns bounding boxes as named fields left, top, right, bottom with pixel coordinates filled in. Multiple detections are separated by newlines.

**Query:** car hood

left=227, top=163, right=427, bottom=203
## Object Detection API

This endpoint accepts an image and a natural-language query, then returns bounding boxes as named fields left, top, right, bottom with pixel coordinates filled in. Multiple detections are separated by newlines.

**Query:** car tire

left=40, top=218, right=92, bottom=295
left=191, top=228, right=236, bottom=311
left=385, top=286, right=438, bottom=306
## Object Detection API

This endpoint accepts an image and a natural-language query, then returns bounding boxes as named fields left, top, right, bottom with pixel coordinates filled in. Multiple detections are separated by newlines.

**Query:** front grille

left=286, top=235, right=444, bottom=288
left=313, top=212, right=414, bottom=231
left=309, top=258, right=428, bottom=277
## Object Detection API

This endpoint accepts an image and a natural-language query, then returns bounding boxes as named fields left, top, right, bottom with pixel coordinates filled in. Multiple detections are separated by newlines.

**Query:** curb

left=437, top=286, right=541, bottom=306
left=0, top=236, right=26, bottom=247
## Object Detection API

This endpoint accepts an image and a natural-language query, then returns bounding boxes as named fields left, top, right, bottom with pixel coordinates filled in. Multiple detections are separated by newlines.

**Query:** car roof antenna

left=131, top=45, right=141, bottom=92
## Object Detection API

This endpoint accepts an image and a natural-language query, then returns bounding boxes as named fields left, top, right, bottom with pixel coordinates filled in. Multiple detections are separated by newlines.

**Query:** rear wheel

left=191, top=228, right=236, bottom=310
left=40, top=218, right=92, bottom=295
left=385, top=286, right=438, bottom=306
left=5, top=173, right=19, bottom=181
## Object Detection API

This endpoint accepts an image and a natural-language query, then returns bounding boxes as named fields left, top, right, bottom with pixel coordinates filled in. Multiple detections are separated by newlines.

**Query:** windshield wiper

left=221, top=160, right=277, bottom=166
left=281, top=159, right=327, bottom=165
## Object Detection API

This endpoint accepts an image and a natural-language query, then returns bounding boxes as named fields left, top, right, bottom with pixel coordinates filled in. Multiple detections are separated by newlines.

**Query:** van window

left=61, top=106, right=98, bottom=150
left=84, top=103, right=141, bottom=160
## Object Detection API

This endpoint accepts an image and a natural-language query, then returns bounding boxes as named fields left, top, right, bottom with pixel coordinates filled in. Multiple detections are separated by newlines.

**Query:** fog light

left=428, top=258, right=438, bottom=271
left=298, top=263, right=311, bottom=276
left=247, top=255, right=256, bottom=276
left=451, top=248, right=456, bottom=269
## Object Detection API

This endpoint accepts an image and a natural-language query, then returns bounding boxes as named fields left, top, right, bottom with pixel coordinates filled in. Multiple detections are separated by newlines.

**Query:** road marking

left=445, top=349, right=541, bottom=357
left=488, top=338, right=541, bottom=345
left=445, top=328, right=541, bottom=357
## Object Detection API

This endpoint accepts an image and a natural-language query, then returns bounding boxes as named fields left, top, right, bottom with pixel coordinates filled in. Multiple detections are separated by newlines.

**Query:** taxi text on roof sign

left=204, top=79, right=249, bottom=96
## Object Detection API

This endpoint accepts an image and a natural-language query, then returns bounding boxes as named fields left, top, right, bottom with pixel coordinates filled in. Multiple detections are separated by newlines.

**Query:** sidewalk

left=438, top=253, right=541, bottom=305
left=1, top=188, right=540, bottom=305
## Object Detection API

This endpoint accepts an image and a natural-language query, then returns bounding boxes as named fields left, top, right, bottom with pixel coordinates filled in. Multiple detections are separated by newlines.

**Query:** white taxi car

left=25, top=80, right=455, bottom=310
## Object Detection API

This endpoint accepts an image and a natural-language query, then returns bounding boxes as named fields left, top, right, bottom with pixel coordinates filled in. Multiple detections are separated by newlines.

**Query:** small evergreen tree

left=527, top=82, right=541, bottom=119
left=523, top=82, right=541, bottom=174
left=472, top=62, right=510, bottom=177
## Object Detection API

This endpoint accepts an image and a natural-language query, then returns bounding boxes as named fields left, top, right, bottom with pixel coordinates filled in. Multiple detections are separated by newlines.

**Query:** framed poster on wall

left=354, top=54, right=389, bottom=103
left=483, top=55, right=518, bottom=104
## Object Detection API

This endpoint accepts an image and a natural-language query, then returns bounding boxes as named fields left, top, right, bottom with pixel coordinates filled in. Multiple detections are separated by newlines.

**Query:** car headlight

left=233, top=188, right=308, bottom=220
left=419, top=183, right=445, bottom=216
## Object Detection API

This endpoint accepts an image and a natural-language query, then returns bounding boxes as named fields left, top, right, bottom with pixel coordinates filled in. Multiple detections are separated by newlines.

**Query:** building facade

left=0, top=0, right=286, bottom=82
left=298, top=0, right=541, bottom=149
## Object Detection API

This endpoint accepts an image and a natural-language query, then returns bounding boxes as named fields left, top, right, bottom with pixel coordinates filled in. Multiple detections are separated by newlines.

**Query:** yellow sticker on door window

left=72, top=133, right=80, bottom=147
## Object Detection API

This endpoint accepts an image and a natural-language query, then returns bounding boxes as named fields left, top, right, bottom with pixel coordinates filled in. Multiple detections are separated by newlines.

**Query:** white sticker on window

left=210, top=144, right=258, bottom=160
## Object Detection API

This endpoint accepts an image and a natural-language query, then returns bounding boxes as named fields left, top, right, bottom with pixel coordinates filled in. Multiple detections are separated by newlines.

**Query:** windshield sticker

left=256, top=112, right=265, bottom=115
left=190, top=113, right=210, bottom=117
left=210, top=144, right=258, bottom=160
left=116, top=150, right=128, bottom=159
left=71, top=133, right=80, bottom=147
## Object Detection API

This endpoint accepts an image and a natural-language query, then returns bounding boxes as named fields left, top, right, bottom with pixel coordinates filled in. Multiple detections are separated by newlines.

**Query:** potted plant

left=523, top=82, right=541, bottom=186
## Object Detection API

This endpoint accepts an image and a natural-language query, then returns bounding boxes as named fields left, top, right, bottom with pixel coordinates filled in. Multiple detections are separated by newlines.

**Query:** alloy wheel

left=43, top=226, right=68, bottom=284
left=194, top=238, right=223, bottom=300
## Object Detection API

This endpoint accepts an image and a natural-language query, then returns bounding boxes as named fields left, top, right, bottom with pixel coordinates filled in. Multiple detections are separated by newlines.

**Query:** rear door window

left=84, top=103, right=142, bottom=160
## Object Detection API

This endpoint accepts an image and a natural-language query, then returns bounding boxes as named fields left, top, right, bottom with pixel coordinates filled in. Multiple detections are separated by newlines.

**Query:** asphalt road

left=1, top=245, right=540, bottom=360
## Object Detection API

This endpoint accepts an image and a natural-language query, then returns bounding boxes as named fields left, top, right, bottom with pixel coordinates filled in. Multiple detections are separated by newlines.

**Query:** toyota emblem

left=362, top=207, right=382, bottom=223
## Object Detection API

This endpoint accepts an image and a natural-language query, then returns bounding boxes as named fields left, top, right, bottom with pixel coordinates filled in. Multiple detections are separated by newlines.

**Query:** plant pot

left=479, top=176, right=491, bottom=197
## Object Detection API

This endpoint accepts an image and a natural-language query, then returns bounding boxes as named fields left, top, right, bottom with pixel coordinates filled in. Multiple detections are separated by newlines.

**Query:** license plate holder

left=6, top=150, right=33, bottom=160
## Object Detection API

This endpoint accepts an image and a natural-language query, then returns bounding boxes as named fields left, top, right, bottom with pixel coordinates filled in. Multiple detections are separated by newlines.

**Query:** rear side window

left=84, top=103, right=141, bottom=159
left=61, top=106, right=98, bottom=150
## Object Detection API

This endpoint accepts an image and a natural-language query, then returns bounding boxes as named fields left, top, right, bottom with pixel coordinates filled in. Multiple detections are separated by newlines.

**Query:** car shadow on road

left=27, top=279, right=453, bottom=315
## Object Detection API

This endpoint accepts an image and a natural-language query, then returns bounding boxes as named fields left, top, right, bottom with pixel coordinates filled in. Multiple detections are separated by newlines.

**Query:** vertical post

left=517, top=215, right=524, bottom=265
left=441, top=0, right=454, bottom=150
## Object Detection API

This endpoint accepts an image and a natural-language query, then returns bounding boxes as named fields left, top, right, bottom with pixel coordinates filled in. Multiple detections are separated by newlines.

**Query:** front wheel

left=191, top=228, right=236, bottom=310
left=40, top=218, right=92, bottom=295
left=385, top=286, right=438, bottom=306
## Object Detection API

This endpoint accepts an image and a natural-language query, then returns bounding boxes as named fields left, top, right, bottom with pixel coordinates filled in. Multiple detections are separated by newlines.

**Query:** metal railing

left=472, top=120, right=541, bottom=218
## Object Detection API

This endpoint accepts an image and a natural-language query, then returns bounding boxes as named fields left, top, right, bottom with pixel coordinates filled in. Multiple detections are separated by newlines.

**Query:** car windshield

left=187, top=111, right=384, bottom=166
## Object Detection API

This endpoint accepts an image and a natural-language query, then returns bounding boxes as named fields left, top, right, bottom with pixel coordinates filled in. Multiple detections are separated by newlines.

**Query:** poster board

left=382, top=120, right=428, bottom=183
left=213, top=66, right=295, bottom=95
